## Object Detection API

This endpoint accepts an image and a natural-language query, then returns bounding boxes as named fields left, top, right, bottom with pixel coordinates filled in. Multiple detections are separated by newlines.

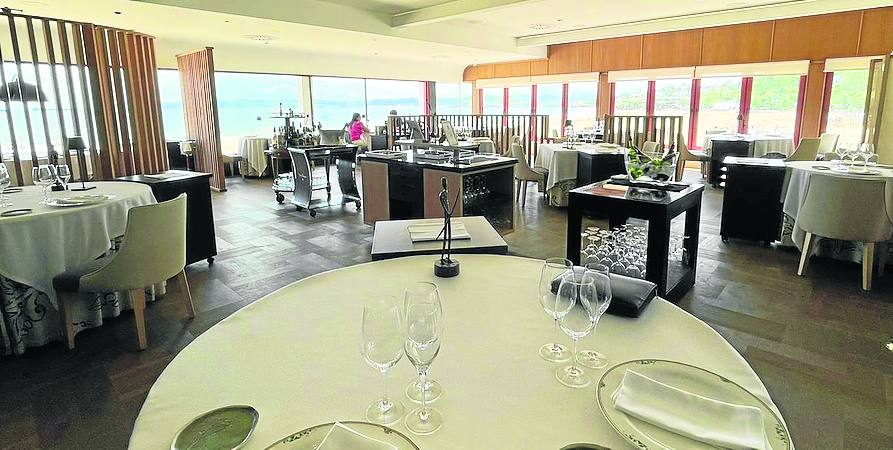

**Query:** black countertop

left=117, top=170, right=212, bottom=184
left=359, top=150, right=517, bottom=173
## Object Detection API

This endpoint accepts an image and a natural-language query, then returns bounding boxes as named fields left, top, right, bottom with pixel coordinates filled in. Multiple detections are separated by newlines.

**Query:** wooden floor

left=1, top=170, right=892, bottom=449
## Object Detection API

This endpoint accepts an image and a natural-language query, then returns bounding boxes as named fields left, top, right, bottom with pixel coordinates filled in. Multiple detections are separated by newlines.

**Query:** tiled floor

left=1, top=170, right=892, bottom=449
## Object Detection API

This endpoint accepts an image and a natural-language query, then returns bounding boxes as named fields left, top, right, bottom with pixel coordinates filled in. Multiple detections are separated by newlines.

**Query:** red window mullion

left=476, top=89, right=483, bottom=114
left=818, top=72, right=834, bottom=135
left=560, top=83, right=569, bottom=137
left=738, top=77, right=753, bottom=134
left=503, top=87, right=509, bottom=126
left=422, top=81, right=431, bottom=115
left=645, top=80, right=656, bottom=116
left=793, top=75, right=808, bottom=144
left=688, top=78, right=701, bottom=149
left=608, top=82, right=615, bottom=115
left=531, top=84, right=538, bottom=138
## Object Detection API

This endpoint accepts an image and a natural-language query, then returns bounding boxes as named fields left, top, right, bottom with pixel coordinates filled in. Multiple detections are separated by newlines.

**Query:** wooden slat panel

left=25, top=18, right=54, bottom=158
left=177, top=47, right=225, bottom=190
left=591, top=35, right=642, bottom=72
left=123, top=32, right=148, bottom=175
left=701, top=22, right=774, bottom=66
left=0, top=19, right=23, bottom=184
left=642, top=29, right=702, bottom=68
left=772, top=11, right=862, bottom=61
left=73, top=24, right=100, bottom=177
left=530, top=59, right=548, bottom=76
left=146, top=38, right=167, bottom=171
left=42, top=19, right=70, bottom=169
left=547, top=41, right=591, bottom=74
left=57, top=22, right=81, bottom=137
left=7, top=14, right=39, bottom=166
left=858, top=7, right=893, bottom=56
left=108, top=30, right=132, bottom=176
left=799, top=61, right=826, bottom=139
left=89, top=26, right=118, bottom=179
left=493, top=60, right=531, bottom=78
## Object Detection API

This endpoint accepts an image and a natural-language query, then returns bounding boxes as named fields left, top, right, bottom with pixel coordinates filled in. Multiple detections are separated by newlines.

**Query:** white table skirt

left=129, top=255, right=789, bottom=450
left=706, top=135, right=794, bottom=158
left=535, top=143, right=623, bottom=193
left=239, top=137, right=270, bottom=177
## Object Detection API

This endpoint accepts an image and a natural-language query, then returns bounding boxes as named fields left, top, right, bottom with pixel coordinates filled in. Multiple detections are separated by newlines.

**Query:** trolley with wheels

left=270, top=145, right=361, bottom=217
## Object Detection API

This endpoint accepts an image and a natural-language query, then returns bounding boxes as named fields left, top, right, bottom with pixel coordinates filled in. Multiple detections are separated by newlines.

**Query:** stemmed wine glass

left=538, top=257, right=574, bottom=362
left=404, top=282, right=444, bottom=403
left=361, top=296, right=405, bottom=425
left=56, top=165, right=71, bottom=188
left=576, top=263, right=612, bottom=369
left=0, top=163, right=12, bottom=208
left=32, top=165, right=57, bottom=204
left=555, top=269, right=596, bottom=388
left=403, top=284, right=443, bottom=435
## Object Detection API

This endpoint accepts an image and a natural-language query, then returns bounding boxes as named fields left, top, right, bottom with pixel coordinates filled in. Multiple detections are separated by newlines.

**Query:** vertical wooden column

left=177, top=47, right=226, bottom=191
left=799, top=60, right=827, bottom=139
left=596, top=73, right=611, bottom=120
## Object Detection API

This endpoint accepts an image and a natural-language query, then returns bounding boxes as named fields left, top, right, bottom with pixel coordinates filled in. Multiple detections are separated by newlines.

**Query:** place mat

left=608, top=178, right=690, bottom=192
left=408, top=219, right=471, bottom=242
left=0, top=208, right=32, bottom=217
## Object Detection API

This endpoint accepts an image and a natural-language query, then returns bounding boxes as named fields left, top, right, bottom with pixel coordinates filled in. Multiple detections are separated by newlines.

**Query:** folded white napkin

left=408, top=219, right=471, bottom=242
left=317, top=422, right=398, bottom=450
left=612, top=370, right=767, bottom=450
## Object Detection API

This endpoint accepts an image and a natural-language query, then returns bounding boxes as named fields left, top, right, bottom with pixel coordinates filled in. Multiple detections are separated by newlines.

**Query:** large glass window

left=566, top=81, right=598, bottom=129
left=654, top=78, right=691, bottom=137
left=435, top=82, right=472, bottom=115
left=613, top=80, right=648, bottom=116
left=215, top=72, right=302, bottom=152
left=365, top=79, right=422, bottom=129
left=482, top=88, right=504, bottom=115
left=748, top=75, right=800, bottom=137
left=311, top=76, right=366, bottom=130
left=826, top=69, right=869, bottom=150
left=536, top=83, right=563, bottom=137
left=507, top=86, right=532, bottom=115
left=157, top=69, right=185, bottom=141
left=697, top=76, right=742, bottom=146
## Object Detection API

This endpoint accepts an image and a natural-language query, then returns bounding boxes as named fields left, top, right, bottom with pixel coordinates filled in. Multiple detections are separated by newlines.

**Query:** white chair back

left=817, top=133, right=839, bottom=154
left=787, top=138, right=820, bottom=162
left=799, top=174, right=893, bottom=242
left=512, top=143, right=541, bottom=181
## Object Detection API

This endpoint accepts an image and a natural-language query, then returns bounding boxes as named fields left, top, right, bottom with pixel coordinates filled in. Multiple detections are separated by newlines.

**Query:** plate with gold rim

left=596, top=359, right=791, bottom=450
left=265, top=421, right=419, bottom=450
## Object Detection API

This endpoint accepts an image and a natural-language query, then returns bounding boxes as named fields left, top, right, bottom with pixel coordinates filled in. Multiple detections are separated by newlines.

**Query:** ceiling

left=1, top=0, right=887, bottom=81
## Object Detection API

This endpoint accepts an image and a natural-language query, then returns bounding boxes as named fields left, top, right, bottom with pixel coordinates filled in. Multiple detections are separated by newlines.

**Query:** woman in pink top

left=347, top=112, right=371, bottom=153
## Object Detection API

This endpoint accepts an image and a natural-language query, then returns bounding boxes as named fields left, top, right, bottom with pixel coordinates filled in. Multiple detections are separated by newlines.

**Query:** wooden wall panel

left=701, top=22, right=774, bottom=66
left=799, top=61, right=826, bottom=139
left=642, top=29, right=703, bottom=68
left=591, top=36, right=642, bottom=71
left=493, top=60, right=531, bottom=78
left=177, top=47, right=226, bottom=191
left=530, top=59, right=549, bottom=76
left=548, top=41, right=591, bottom=74
left=772, top=11, right=862, bottom=61
left=858, top=7, right=893, bottom=56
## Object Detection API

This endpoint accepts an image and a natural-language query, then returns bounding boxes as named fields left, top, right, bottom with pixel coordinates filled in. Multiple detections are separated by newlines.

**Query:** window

left=536, top=83, right=563, bottom=137
left=215, top=72, right=302, bottom=152
left=435, top=82, right=472, bottom=115
left=748, top=75, right=800, bottom=137
left=157, top=69, right=185, bottom=141
left=654, top=78, right=691, bottom=136
left=482, top=88, right=504, bottom=115
left=613, top=80, right=648, bottom=116
left=696, top=77, right=742, bottom=146
left=826, top=69, right=869, bottom=150
left=566, top=81, right=598, bottom=129
left=311, top=76, right=366, bottom=130
left=507, top=86, right=531, bottom=115
left=365, top=79, right=423, bottom=129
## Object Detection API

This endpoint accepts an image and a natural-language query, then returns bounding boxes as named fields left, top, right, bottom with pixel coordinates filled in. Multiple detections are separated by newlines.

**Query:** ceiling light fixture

left=528, top=24, right=552, bottom=31
left=244, top=34, right=272, bottom=42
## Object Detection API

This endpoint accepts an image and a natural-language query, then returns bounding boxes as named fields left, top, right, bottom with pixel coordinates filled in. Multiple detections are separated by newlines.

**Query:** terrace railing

left=603, top=115, right=685, bottom=152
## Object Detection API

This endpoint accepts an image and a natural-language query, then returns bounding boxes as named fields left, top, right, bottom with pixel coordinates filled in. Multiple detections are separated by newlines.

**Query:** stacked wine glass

left=580, top=225, right=648, bottom=279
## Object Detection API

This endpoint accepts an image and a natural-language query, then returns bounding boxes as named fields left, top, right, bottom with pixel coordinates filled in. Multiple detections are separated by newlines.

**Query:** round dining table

left=0, top=181, right=156, bottom=355
left=129, top=254, right=789, bottom=449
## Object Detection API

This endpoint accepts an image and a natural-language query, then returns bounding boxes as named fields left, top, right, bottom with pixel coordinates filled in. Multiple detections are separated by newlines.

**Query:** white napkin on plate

left=612, top=370, right=767, bottom=450
left=316, top=422, right=398, bottom=450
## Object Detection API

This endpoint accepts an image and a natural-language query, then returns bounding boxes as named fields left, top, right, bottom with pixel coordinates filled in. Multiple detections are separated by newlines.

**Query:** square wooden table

left=371, top=216, right=508, bottom=260
left=566, top=182, right=704, bottom=301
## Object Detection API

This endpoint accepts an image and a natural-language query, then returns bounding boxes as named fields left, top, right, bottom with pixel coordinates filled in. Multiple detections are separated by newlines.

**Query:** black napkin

left=550, top=267, right=656, bottom=318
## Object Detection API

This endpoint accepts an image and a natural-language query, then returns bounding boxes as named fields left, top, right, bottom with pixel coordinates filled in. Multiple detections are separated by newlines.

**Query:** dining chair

left=786, top=137, right=821, bottom=162
left=674, top=133, right=709, bottom=182
left=817, top=133, right=839, bottom=154
left=512, top=142, right=547, bottom=207
left=53, top=195, right=195, bottom=350
left=796, top=174, right=893, bottom=290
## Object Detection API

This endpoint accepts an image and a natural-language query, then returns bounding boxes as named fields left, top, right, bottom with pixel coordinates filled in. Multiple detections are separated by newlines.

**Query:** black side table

left=566, top=182, right=704, bottom=301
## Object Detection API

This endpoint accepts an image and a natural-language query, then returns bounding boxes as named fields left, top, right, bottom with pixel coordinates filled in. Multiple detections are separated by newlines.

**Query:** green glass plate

left=171, top=405, right=259, bottom=450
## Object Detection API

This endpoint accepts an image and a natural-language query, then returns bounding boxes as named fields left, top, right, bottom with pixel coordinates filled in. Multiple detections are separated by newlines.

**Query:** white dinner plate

left=45, top=194, right=114, bottom=207
left=264, top=421, right=419, bottom=450
left=596, top=359, right=791, bottom=450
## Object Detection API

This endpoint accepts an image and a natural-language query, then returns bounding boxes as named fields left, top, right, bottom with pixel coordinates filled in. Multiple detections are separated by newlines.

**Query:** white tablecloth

left=130, top=255, right=788, bottom=450
left=239, top=137, right=270, bottom=177
left=706, top=135, right=794, bottom=158
left=535, top=143, right=623, bottom=192
left=0, top=182, right=156, bottom=353
left=782, top=161, right=893, bottom=259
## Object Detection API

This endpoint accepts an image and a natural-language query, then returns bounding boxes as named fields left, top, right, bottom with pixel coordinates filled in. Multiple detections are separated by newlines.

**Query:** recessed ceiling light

left=244, top=34, right=273, bottom=42
left=528, top=24, right=552, bottom=31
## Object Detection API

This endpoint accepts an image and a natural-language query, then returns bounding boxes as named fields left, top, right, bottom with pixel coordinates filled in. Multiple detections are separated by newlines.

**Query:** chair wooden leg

left=863, top=242, right=875, bottom=291
left=675, top=158, right=685, bottom=182
left=797, top=232, right=816, bottom=276
left=59, top=292, right=78, bottom=350
left=176, top=270, right=196, bottom=319
left=521, top=181, right=528, bottom=207
left=131, top=288, right=148, bottom=351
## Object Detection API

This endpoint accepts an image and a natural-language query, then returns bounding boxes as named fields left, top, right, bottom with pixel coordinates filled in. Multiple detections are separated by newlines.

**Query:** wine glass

left=361, top=296, right=405, bottom=425
left=0, top=163, right=11, bottom=207
left=404, top=282, right=444, bottom=403
left=860, top=142, right=878, bottom=167
left=555, top=270, right=596, bottom=388
left=403, top=289, right=443, bottom=435
left=538, top=258, right=574, bottom=362
left=576, top=263, right=612, bottom=369
left=32, top=165, right=56, bottom=204
left=56, top=165, right=71, bottom=188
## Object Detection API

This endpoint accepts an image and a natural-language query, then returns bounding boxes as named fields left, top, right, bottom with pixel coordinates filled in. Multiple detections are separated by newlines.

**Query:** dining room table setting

left=0, top=162, right=159, bottom=355
left=128, top=253, right=792, bottom=450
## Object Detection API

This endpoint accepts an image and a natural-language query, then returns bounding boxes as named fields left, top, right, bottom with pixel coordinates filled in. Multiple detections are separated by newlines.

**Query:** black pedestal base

left=434, top=259, right=460, bottom=278
left=70, top=185, right=96, bottom=191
